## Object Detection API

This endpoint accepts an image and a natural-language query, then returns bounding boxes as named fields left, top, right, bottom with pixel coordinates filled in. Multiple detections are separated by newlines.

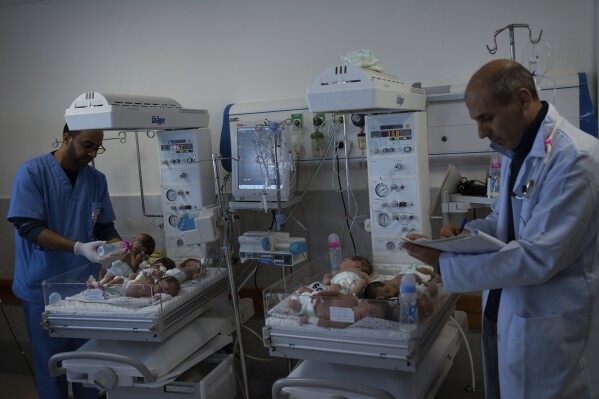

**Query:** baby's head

left=132, top=233, right=156, bottom=258
left=364, top=280, right=398, bottom=299
left=339, top=256, right=372, bottom=275
left=155, top=276, right=180, bottom=296
left=180, top=258, right=202, bottom=273
left=353, top=300, right=392, bottom=321
left=151, top=257, right=176, bottom=271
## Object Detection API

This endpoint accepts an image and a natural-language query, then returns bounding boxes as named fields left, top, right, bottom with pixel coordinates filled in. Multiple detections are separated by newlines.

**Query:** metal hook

left=102, top=131, right=127, bottom=144
left=486, top=24, right=543, bottom=61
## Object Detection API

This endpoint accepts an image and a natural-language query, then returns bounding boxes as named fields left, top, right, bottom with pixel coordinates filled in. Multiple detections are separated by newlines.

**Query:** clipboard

left=400, top=229, right=505, bottom=254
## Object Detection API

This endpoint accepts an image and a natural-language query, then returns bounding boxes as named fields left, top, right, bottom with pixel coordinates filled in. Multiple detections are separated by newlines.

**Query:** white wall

left=0, top=0, right=596, bottom=198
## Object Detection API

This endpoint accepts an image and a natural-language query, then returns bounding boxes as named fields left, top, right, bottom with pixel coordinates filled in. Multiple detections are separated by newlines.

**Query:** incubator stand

left=42, top=262, right=255, bottom=398
left=272, top=310, right=468, bottom=399
left=262, top=254, right=458, bottom=372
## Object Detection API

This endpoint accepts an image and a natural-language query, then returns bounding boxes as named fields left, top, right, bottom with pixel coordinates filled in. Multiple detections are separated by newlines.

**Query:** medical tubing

left=135, top=131, right=162, bottom=217
left=336, top=152, right=358, bottom=254
left=450, top=315, right=476, bottom=392
left=0, top=300, right=36, bottom=385
left=283, top=127, right=336, bottom=225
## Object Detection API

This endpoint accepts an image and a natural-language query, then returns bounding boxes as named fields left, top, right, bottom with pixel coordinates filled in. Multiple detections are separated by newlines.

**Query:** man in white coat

left=403, top=59, right=599, bottom=398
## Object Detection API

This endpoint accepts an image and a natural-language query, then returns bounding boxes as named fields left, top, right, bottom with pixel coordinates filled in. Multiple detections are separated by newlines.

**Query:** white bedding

left=265, top=263, right=444, bottom=342
left=44, top=267, right=228, bottom=318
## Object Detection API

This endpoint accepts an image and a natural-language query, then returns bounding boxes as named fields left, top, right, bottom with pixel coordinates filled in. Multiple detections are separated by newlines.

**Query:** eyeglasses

left=70, top=134, right=106, bottom=154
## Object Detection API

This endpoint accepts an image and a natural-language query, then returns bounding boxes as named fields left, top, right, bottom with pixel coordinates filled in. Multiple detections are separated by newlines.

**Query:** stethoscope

left=511, top=115, right=561, bottom=200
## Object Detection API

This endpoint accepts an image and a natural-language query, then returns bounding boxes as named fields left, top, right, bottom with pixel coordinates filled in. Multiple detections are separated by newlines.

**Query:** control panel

left=157, top=129, right=214, bottom=258
left=366, top=112, right=430, bottom=264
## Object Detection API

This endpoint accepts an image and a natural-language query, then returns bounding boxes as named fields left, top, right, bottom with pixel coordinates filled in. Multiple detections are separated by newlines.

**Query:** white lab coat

left=439, top=104, right=599, bottom=399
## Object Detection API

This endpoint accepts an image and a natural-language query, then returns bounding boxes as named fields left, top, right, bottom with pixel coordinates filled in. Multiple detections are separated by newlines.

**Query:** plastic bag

left=340, top=49, right=384, bottom=72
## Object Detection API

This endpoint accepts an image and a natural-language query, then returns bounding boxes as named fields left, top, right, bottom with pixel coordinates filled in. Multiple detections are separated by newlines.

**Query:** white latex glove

left=74, top=241, right=118, bottom=265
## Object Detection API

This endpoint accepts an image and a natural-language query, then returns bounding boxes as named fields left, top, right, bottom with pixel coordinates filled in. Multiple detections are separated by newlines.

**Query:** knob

left=179, top=172, right=187, bottom=178
left=389, top=183, right=398, bottom=191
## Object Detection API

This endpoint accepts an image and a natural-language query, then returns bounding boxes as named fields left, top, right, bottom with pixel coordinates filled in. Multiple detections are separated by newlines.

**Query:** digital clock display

left=385, top=129, right=411, bottom=140
left=161, top=141, right=194, bottom=153
left=370, top=128, right=412, bottom=140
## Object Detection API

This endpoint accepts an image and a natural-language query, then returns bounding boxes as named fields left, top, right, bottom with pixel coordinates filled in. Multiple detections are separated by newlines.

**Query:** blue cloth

left=440, top=104, right=599, bottom=398
left=7, top=152, right=117, bottom=399
left=8, top=153, right=116, bottom=303
left=22, top=300, right=98, bottom=399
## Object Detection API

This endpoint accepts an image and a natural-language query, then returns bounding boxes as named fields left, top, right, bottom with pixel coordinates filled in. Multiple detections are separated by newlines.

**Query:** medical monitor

left=231, top=123, right=294, bottom=203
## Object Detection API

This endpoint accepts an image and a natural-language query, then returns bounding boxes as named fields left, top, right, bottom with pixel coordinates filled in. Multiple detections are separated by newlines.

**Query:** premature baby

left=322, top=256, right=374, bottom=296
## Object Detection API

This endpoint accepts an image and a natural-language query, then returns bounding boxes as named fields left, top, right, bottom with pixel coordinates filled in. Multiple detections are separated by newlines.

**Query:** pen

left=458, top=218, right=468, bottom=234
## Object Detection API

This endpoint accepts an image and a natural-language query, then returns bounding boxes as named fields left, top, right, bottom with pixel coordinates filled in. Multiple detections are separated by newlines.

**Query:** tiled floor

left=0, top=372, right=38, bottom=399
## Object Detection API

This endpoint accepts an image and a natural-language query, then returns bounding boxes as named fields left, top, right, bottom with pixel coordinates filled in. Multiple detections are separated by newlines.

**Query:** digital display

left=370, top=129, right=412, bottom=140
left=161, top=142, right=194, bottom=153
left=173, top=143, right=193, bottom=153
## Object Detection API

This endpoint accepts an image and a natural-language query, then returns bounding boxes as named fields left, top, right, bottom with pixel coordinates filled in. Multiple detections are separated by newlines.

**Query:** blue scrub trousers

left=22, top=300, right=98, bottom=399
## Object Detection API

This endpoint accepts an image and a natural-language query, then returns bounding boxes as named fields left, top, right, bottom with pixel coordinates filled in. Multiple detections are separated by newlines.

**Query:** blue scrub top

left=8, top=153, right=117, bottom=303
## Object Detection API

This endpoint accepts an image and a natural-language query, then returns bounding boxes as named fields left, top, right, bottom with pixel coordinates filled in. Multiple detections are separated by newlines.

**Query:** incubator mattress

left=43, top=267, right=229, bottom=341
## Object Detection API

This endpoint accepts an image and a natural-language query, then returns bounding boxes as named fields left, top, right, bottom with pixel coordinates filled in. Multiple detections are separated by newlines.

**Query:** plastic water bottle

left=399, top=273, right=418, bottom=338
left=487, top=152, right=501, bottom=198
left=97, top=241, right=131, bottom=257
left=328, top=233, right=342, bottom=274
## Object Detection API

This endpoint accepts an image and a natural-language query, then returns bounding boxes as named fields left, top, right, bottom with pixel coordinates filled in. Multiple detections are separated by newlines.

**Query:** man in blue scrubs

left=8, top=123, right=122, bottom=399
left=403, top=60, right=599, bottom=398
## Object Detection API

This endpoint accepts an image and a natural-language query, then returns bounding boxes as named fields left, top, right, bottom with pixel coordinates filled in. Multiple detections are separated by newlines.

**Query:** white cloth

left=331, top=271, right=363, bottom=295
left=440, top=104, right=599, bottom=398
left=105, top=260, right=132, bottom=278
left=165, top=268, right=186, bottom=285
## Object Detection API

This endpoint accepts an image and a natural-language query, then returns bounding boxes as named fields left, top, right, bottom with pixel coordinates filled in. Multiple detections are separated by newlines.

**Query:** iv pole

left=211, top=153, right=250, bottom=399
left=486, top=23, right=543, bottom=61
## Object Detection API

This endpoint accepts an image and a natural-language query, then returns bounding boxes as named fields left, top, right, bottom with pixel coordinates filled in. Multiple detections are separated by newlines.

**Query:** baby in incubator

left=89, top=233, right=155, bottom=289
left=122, top=274, right=181, bottom=299
left=322, top=256, right=375, bottom=296
left=291, top=290, right=392, bottom=328
left=128, top=257, right=176, bottom=282
left=164, top=258, right=208, bottom=285
left=364, top=267, right=441, bottom=319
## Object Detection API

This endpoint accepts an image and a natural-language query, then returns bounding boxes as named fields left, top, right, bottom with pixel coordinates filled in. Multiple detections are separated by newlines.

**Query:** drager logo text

left=152, top=116, right=166, bottom=125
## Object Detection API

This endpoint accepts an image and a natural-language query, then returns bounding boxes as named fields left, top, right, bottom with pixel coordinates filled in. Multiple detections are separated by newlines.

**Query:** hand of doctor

left=401, top=233, right=441, bottom=268
left=74, top=241, right=118, bottom=265
left=439, top=222, right=470, bottom=238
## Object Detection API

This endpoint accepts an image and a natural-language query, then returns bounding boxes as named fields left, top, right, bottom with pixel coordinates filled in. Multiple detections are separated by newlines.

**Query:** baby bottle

left=399, top=273, right=418, bottom=338
left=487, top=152, right=501, bottom=198
left=97, top=241, right=131, bottom=257
left=328, top=233, right=342, bottom=274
